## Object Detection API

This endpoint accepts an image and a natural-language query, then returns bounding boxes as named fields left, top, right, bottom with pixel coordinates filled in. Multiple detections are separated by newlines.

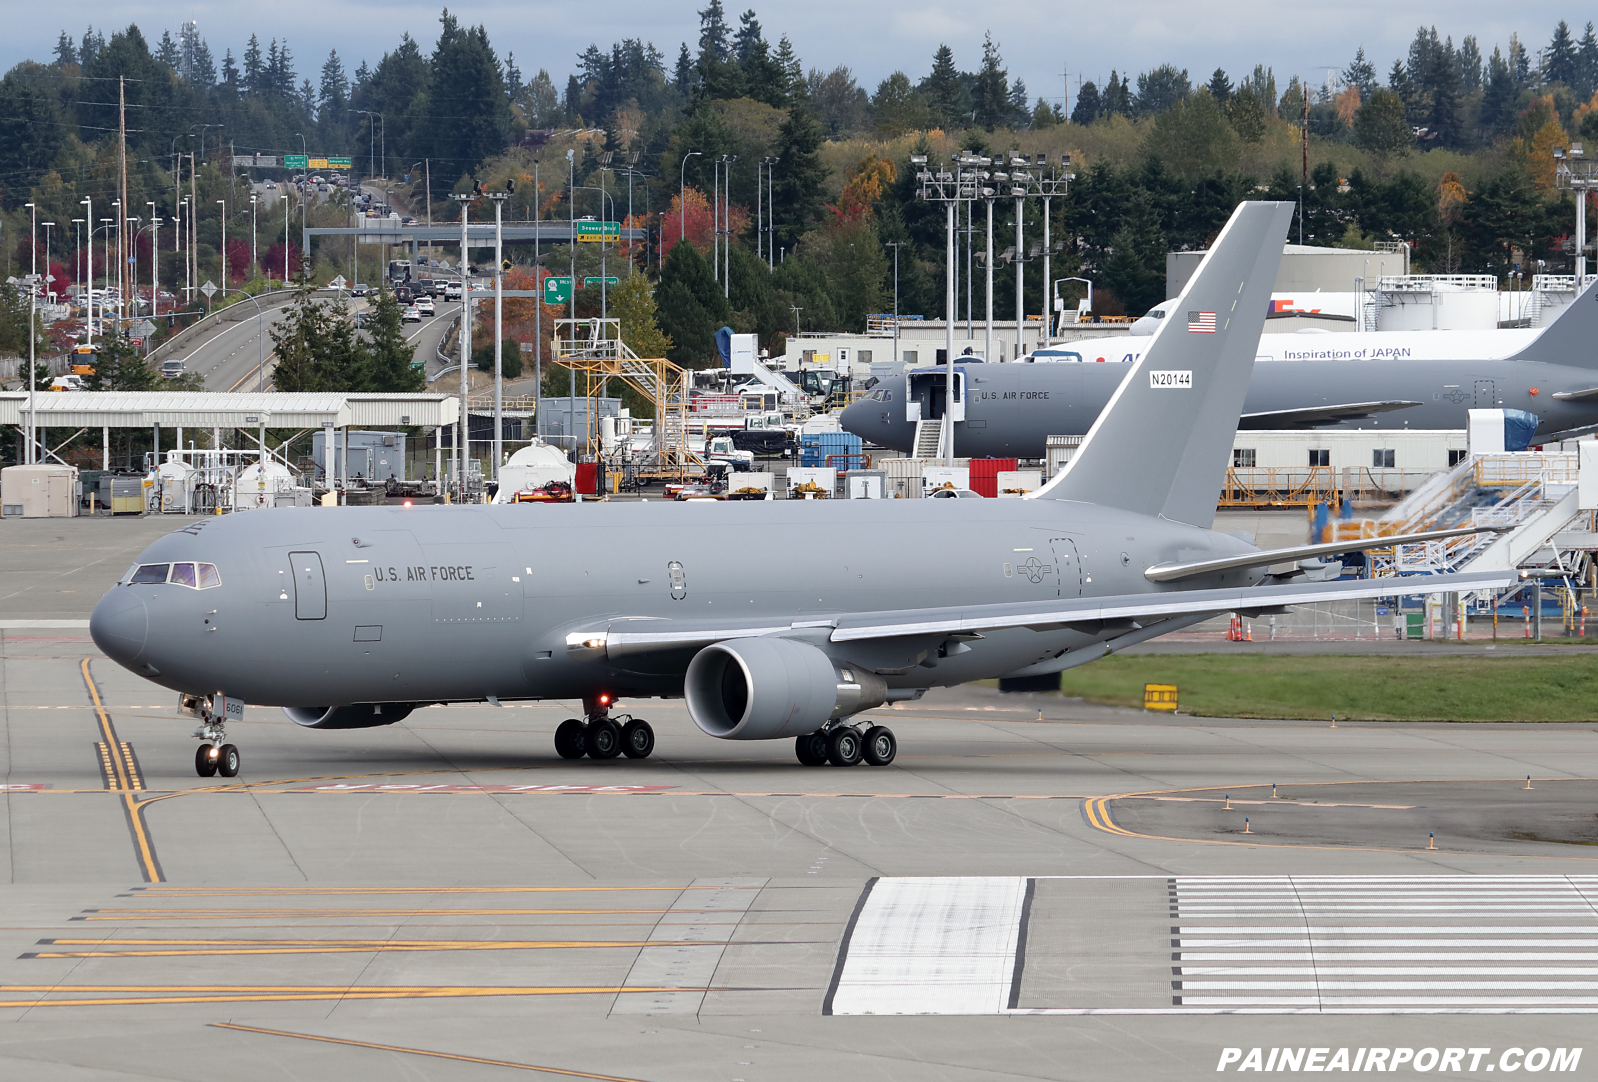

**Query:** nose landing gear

left=190, top=704, right=240, bottom=778
left=553, top=701, right=655, bottom=761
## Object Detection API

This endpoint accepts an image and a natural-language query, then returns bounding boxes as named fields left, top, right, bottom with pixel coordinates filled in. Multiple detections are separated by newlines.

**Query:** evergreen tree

left=674, top=43, right=695, bottom=94
left=772, top=35, right=803, bottom=99
left=85, top=334, right=160, bottom=391
left=221, top=49, right=239, bottom=89
left=1508, top=33, right=1530, bottom=86
left=1132, top=64, right=1190, bottom=116
left=319, top=50, right=348, bottom=118
left=1102, top=71, right=1133, bottom=116
left=972, top=33, right=1009, bottom=131
left=1071, top=80, right=1101, bottom=125
left=1481, top=46, right=1517, bottom=135
left=1548, top=20, right=1578, bottom=88
left=243, top=34, right=263, bottom=93
left=53, top=32, right=77, bottom=67
left=1343, top=47, right=1377, bottom=97
left=770, top=98, right=828, bottom=246
left=1007, top=79, right=1029, bottom=127
left=80, top=27, right=104, bottom=66
left=426, top=11, right=512, bottom=186
left=655, top=240, right=728, bottom=367
left=503, top=51, right=523, bottom=99
left=1576, top=22, right=1598, bottom=101
left=1459, top=36, right=1483, bottom=92
left=1353, top=87, right=1412, bottom=156
left=156, top=31, right=181, bottom=71
left=1206, top=68, right=1232, bottom=106
left=697, top=0, right=731, bottom=64
left=921, top=45, right=966, bottom=130
left=1098, top=193, right=1164, bottom=314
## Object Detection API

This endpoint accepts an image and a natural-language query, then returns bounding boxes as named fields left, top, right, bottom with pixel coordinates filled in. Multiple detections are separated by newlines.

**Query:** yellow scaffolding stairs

left=550, top=318, right=699, bottom=481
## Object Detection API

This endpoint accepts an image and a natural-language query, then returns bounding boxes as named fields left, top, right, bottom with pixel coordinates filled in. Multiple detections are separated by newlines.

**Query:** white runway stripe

left=1172, top=875, right=1598, bottom=1013
left=825, top=876, right=1028, bottom=1016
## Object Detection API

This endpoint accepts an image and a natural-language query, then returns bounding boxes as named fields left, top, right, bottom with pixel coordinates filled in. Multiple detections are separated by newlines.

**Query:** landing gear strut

left=553, top=701, right=654, bottom=761
left=191, top=703, right=240, bottom=778
left=795, top=722, right=896, bottom=767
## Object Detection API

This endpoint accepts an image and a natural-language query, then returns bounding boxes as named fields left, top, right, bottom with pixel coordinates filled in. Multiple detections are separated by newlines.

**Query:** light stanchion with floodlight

left=1555, top=142, right=1597, bottom=287
left=911, top=153, right=983, bottom=465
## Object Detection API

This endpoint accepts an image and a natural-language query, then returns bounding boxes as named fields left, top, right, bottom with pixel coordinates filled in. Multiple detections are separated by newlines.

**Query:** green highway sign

left=543, top=276, right=573, bottom=304
left=284, top=154, right=309, bottom=169
left=575, top=220, right=620, bottom=243
left=584, top=277, right=620, bottom=287
left=327, top=157, right=352, bottom=168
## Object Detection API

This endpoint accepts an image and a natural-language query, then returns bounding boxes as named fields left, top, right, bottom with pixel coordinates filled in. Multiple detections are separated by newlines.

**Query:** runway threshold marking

left=210, top=1023, right=658, bottom=1081
left=25, top=939, right=709, bottom=959
left=79, top=660, right=163, bottom=883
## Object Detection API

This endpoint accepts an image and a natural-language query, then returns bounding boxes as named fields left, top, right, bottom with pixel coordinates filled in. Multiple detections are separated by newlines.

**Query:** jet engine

left=282, top=703, right=416, bottom=729
left=684, top=637, right=887, bottom=740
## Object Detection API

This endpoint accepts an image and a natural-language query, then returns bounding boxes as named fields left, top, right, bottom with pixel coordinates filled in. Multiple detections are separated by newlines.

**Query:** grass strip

left=1049, top=654, right=1598, bottom=722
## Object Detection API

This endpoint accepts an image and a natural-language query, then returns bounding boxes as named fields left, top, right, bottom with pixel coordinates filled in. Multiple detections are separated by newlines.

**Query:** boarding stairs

left=912, top=418, right=946, bottom=458
left=1337, top=452, right=1585, bottom=597
left=551, top=318, right=699, bottom=479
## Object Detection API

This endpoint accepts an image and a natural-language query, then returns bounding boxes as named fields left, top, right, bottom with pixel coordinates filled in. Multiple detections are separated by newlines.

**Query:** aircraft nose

left=90, top=588, right=148, bottom=666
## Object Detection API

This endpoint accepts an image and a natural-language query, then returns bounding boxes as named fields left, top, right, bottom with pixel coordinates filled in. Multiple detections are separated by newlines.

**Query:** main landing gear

left=795, top=723, right=896, bottom=767
left=554, top=704, right=655, bottom=761
left=191, top=710, right=240, bottom=778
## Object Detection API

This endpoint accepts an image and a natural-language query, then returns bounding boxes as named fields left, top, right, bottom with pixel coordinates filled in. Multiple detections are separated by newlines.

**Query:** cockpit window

left=130, top=564, right=170, bottom=584
left=197, top=563, right=222, bottom=589
left=128, top=561, right=221, bottom=588
left=170, top=562, right=197, bottom=588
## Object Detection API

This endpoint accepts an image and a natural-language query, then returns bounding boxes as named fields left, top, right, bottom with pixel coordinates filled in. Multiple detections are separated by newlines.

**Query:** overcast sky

left=8, top=1, right=1591, bottom=108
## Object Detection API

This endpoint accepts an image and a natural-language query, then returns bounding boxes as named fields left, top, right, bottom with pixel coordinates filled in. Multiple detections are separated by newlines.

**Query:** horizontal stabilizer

left=1238, top=400, right=1420, bottom=429
left=1552, top=386, right=1598, bottom=401
left=1142, top=525, right=1512, bottom=583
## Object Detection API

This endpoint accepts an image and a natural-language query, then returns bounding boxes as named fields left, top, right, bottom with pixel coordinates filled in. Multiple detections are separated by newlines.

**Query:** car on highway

left=415, top=297, right=435, bottom=316
left=264, top=180, right=277, bottom=190
left=444, top=282, right=462, bottom=300
left=350, top=283, right=370, bottom=297
left=160, top=359, right=185, bottom=379
left=402, top=305, right=421, bottom=323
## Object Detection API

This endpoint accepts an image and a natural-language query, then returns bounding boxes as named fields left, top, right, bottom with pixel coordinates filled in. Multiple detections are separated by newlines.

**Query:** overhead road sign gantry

left=576, top=221, right=621, bottom=243
left=284, top=155, right=309, bottom=170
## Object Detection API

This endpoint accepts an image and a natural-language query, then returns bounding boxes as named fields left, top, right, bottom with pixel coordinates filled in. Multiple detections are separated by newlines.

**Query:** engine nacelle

left=283, top=703, right=415, bottom=729
left=684, top=637, right=887, bottom=740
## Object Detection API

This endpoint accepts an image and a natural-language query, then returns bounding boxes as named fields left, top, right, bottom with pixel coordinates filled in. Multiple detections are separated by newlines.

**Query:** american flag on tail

left=1187, top=311, right=1216, bottom=333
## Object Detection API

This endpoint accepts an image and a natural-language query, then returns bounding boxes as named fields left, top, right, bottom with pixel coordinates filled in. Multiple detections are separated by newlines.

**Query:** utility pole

left=118, top=77, right=128, bottom=324
left=568, top=149, right=577, bottom=458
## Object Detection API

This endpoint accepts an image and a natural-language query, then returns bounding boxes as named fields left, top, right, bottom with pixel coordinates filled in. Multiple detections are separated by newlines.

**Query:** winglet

left=1029, top=201, right=1294, bottom=524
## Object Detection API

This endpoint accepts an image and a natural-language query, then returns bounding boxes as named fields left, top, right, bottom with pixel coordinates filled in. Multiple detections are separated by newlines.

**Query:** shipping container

left=966, top=458, right=1018, bottom=498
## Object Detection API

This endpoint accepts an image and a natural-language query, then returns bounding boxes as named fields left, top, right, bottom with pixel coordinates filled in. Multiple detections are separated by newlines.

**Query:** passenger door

left=289, top=551, right=327, bottom=620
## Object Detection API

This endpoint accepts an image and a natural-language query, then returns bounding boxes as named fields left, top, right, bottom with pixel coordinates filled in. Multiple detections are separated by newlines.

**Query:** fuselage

left=90, top=501, right=1262, bottom=710
left=842, top=357, right=1598, bottom=458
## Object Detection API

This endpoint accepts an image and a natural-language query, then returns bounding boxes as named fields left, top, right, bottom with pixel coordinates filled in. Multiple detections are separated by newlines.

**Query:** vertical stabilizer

left=1031, top=201, right=1293, bottom=524
left=1508, top=277, right=1598, bottom=368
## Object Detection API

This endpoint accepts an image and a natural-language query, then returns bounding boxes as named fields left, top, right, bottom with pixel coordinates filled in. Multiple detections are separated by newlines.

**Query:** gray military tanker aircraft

left=90, top=202, right=1508, bottom=777
left=841, top=277, right=1598, bottom=457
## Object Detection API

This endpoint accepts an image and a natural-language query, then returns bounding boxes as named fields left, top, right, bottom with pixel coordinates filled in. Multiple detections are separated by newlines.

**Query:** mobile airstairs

left=1332, top=447, right=1596, bottom=603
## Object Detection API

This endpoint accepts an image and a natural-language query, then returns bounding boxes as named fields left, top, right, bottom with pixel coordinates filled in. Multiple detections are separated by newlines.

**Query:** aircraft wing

left=586, top=571, right=1514, bottom=658
left=1552, top=386, right=1598, bottom=401
left=1238, top=401, right=1421, bottom=429
left=1141, top=525, right=1509, bottom=583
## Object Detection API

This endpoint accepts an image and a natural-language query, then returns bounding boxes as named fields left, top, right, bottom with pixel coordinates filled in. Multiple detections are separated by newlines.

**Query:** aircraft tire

left=621, top=719, right=655, bottom=759
left=586, top=718, right=623, bottom=759
left=826, top=727, right=863, bottom=767
left=794, top=732, right=828, bottom=766
left=555, top=719, right=587, bottom=759
left=217, top=744, right=240, bottom=778
left=195, top=744, right=219, bottom=777
left=861, top=726, right=896, bottom=766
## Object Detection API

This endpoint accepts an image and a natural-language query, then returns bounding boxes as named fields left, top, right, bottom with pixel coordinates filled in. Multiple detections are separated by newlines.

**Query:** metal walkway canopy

left=0, top=392, right=460, bottom=429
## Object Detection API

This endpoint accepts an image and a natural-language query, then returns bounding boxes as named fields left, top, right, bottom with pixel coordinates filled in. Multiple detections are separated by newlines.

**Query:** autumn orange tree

left=663, top=186, right=749, bottom=254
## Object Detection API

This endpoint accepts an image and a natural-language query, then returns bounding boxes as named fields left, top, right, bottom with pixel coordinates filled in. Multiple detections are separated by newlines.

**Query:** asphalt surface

left=1, top=517, right=1595, bottom=1079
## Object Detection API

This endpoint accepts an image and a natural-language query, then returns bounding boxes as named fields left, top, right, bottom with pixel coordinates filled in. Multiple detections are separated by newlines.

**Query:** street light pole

left=885, top=241, right=902, bottom=366
left=450, top=192, right=475, bottom=500
left=217, top=199, right=227, bottom=295
left=489, top=188, right=510, bottom=483
left=680, top=151, right=701, bottom=243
